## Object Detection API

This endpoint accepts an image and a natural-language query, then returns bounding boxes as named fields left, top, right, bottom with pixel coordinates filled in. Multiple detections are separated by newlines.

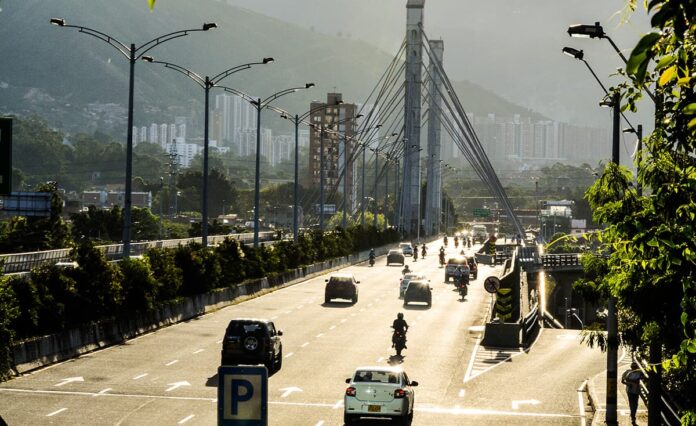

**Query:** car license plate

left=368, top=405, right=381, bottom=413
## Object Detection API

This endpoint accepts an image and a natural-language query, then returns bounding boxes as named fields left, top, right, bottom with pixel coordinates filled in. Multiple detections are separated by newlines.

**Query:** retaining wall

left=11, top=246, right=388, bottom=374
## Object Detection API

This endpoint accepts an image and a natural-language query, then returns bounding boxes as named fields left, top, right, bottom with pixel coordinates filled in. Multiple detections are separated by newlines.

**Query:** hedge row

left=0, top=225, right=399, bottom=379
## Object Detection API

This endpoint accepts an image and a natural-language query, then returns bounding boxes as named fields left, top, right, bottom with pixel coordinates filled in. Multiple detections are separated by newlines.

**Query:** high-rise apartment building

left=307, top=93, right=358, bottom=211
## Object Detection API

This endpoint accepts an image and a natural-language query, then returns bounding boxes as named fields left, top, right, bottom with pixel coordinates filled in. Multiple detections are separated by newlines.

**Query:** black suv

left=220, top=319, right=283, bottom=372
left=403, top=280, right=432, bottom=307
left=325, top=273, right=360, bottom=304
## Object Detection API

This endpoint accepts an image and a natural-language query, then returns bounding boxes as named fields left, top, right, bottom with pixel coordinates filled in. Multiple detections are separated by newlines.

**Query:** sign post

left=0, top=118, right=12, bottom=195
left=218, top=366, right=268, bottom=426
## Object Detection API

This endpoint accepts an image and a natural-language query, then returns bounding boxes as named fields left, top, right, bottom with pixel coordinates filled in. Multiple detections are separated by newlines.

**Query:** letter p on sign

left=218, top=366, right=268, bottom=425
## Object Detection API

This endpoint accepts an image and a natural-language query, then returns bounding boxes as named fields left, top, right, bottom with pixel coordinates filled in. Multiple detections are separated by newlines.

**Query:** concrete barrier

left=10, top=244, right=392, bottom=374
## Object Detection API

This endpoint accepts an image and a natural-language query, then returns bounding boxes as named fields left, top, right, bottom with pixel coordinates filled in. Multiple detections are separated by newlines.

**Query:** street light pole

left=142, top=57, right=272, bottom=247
left=384, top=156, right=389, bottom=230
left=50, top=18, right=216, bottom=258
left=293, top=114, right=300, bottom=241
left=373, top=148, right=379, bottom=228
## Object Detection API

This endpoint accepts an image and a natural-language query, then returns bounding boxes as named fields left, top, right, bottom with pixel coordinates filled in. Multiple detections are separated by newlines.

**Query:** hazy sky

left=222, top=0, right=654, bottom=128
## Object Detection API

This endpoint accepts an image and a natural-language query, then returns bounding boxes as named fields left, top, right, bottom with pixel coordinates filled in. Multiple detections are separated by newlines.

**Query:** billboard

left=0, top=118, right=11, bottom=195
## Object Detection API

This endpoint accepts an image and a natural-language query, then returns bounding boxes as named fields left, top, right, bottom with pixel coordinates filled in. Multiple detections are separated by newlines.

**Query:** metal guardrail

left=522, top=305, right=539, bottom=341
left=635, top=358, right=683, bottom=425
left=0, top=232, right=277, bottom=274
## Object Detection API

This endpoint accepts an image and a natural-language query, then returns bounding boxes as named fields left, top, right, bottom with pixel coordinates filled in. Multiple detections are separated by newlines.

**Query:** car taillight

left=394, top=389, right=407, bottom=398
left=346, top=387, right=356, bottom=397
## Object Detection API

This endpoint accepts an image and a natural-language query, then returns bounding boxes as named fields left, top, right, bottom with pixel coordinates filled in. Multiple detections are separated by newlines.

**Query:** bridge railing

left=0, top=231, right=277, bottom=274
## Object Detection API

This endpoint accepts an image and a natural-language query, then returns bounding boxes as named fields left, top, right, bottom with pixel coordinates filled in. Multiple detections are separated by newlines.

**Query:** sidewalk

left=587, top=358, right=648, bottom=425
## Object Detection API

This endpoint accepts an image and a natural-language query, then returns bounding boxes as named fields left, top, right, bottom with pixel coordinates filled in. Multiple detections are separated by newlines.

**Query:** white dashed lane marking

left=133, top=373, right=148, bottom=380
left=165, top=360, right=178, bottom=366
left=46, top=408, right=67, bottom=417
left=178, top=414, right=195, bottom=424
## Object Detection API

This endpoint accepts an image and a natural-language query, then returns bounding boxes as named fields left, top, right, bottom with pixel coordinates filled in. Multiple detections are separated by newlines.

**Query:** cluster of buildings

left=132, top=94, right=310, bottom=169
left=442, top=113, right=610, bottom=167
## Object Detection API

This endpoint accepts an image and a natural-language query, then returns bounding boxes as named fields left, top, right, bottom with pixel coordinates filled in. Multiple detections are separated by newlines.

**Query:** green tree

left=0, top=276, right=19, bottom=380
left=584, top=1, right=696, bottom=420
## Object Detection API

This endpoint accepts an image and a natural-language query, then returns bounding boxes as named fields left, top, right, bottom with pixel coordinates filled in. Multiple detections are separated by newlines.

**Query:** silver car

left=399, top=243, right=414, bottom=256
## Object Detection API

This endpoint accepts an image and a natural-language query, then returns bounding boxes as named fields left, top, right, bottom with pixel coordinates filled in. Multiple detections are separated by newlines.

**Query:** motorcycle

left=454, top=237, right=459, bottom=249
left=421, top=247, right=427, bottom=258
left=467, top=238, right=472, bottom=248
left=439, top=252, right=446, bottom=267
left=369, top=257, right=375, bottom=267
left=455, top=274, right=469, bottom=298
left=392, top=330, right=407, bottom=357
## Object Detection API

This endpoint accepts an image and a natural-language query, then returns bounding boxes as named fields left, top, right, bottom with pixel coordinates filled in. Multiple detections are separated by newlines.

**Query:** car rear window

left=225, top=322, right=264, bottom=337
left=354, top=370, right=400, bottom=384
left=329, top=277, right=352, bottom=285
left=448, top=258, right=467, bottom=264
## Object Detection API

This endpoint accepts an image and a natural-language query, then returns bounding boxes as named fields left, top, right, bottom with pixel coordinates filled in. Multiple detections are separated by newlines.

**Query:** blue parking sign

left=218, top=366, right=268, bottom=426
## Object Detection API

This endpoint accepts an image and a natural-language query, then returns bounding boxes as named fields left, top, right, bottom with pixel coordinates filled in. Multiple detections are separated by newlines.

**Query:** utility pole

left=165, top=142, right=181, bottom=218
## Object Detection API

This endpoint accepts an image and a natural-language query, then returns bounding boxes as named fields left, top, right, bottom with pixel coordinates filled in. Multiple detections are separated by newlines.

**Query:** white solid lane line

left=315, top=421, right=325, bottom=426
left=577, top=380, right=587, bottom=426
left=178, top=414, right=195, bottom=424
left=133, top=373, right=148, bottom=380
left=165, top=360, right=178, bottom=366
left=46, top=408, right=67, bottom=417
left=332, top=400, right=343, bottom=409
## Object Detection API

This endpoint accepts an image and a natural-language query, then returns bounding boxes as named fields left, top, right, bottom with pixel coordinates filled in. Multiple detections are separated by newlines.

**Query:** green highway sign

left=0, top=118, right=11, bottom=195
left=473, top=208, right=490, bottom=218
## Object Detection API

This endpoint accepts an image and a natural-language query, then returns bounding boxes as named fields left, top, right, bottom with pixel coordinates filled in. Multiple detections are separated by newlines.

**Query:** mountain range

left=0, top=0, right=544, bottom=139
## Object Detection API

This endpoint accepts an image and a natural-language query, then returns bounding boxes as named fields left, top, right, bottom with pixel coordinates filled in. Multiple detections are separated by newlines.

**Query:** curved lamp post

left=50, top=18, right=217, bottom=258
left=141, top=56, right=273, bottom=247
left=223, top=84, right=315, bottom=247
left=567, top=21, right=655, bottom=103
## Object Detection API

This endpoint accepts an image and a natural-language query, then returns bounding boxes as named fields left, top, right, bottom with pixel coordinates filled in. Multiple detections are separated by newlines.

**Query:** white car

left=344, top=366, right=418, bottom=424
left=400, top=273, right=426, bottom=298
left=399, top=243, right=414, bottom=256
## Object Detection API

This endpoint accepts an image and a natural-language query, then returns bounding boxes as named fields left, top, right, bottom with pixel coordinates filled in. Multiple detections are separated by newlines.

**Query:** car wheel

left=325, top=295, right=331, bottom=304
left=445, top=275, right=449, bottom=283
left=343, top=413, right=354, bottom=424
left=427, top=299, right=432, bottom=307
left=403, top=300, right=408, bottom=307
left=275, top=347, right=283, bottom=371
left=352, top=294, right=358, bottom=304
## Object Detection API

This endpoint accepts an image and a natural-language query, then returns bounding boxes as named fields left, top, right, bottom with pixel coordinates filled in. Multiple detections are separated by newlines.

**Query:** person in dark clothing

left=621, top=361, right=643, bottom=425
left=392, top=313, right=409, bottom=349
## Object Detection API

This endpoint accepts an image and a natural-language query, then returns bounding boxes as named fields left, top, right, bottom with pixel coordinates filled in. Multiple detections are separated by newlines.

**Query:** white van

left=471, top=224, right=488, bottom=243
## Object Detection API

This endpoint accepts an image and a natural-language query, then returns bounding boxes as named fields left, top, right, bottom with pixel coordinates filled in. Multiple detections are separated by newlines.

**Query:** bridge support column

left=402, top=0, right=424, bottom=237
left=424, top=39, right=443, bottom=236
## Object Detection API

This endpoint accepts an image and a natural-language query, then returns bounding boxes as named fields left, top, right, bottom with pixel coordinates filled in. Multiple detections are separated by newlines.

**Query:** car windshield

left=329, top=277, right=352, bottom=285
left=399, top=244, right=411, bottom=249
left=354, top=370, right=400, bottom=384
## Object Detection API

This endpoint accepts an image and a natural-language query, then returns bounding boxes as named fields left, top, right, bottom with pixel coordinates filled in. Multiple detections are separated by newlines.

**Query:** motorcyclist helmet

left=397, top=312, right=404, bottom=319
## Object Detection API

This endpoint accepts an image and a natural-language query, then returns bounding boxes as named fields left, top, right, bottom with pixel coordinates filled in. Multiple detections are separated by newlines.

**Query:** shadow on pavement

left=321, top=302, right=355, bottom=308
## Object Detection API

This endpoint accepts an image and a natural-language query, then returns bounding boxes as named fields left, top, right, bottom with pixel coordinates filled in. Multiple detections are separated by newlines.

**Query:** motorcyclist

left=368, top=248, right=376, bottom=266
left=402, top=264, right=411, bottom=275
left=467, top=236, right=472, bottom=248
left=443, top=235, right=448, bottom=247
left=392, top=313, right=409, bottom=350
left=413, top=246, right=418, bottom=261
left=454, top=264, right=470, bottom=291
left=438, top=247, right=446, bottom=266
left=454, top=235, right=459, bottom=248
left=421, top=244, right=427, bottom=258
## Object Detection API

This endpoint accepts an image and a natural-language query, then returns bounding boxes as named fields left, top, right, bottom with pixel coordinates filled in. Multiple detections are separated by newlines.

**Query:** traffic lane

left=0, top=251, right=413, bottom=423
left=462, top=329, right=603, bottom=418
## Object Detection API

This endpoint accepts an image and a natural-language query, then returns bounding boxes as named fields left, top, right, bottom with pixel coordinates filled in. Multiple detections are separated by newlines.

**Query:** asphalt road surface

left=0, top=240, right=605, bottom=425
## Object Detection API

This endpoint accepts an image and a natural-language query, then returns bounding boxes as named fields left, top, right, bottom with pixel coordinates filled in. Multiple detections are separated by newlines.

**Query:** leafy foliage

left=583, top=1, right=696, bottom=419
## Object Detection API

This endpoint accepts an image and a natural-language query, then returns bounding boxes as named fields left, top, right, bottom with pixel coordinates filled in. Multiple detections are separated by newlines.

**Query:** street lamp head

left=567, top=22, right=604, bottom=39
left=622, top=127, right=636, bottom=134
left=50, top=18, right=66, bottom=26
left=141, top=56, right=154, bottom=62
left=305, top=83, right=315, bottom=89
left=262, top=57, right=274, bottom=64
left=202, top=23, right=218, bottom=31
left=599, top=98, right=615, bottom=108
left=355, top=113, right=364, bottom=119
left=562, top=47, right=583, bottom=60
left=280, top=113, right=289, bottom=120
left=391, top=132, right=398, bottom=136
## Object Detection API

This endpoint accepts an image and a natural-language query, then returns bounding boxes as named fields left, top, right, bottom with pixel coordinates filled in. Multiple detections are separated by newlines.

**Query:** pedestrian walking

left=621, top=361, right=643, bottom=425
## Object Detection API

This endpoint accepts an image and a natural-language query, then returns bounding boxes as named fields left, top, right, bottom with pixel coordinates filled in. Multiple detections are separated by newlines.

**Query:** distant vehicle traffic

left=471, top=224, right=488, bottom=244
left=220, top=319, right=283, bottom=373
left=387, top=249, right=405, bottom=266
left=466, top=256, right=478, bottom=280
left=399, top=243, right=414, bottom=256
left=325, top=273, right=360, bottom=304
left=403, top=280, right=432, bottom=307
left=344, top=366, right=418, bottom=424
left=400, top=273, right=426, bottom=298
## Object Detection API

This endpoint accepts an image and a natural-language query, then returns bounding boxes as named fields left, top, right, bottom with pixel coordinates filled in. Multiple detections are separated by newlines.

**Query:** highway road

left=0, top=241, right=605, bottom=425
